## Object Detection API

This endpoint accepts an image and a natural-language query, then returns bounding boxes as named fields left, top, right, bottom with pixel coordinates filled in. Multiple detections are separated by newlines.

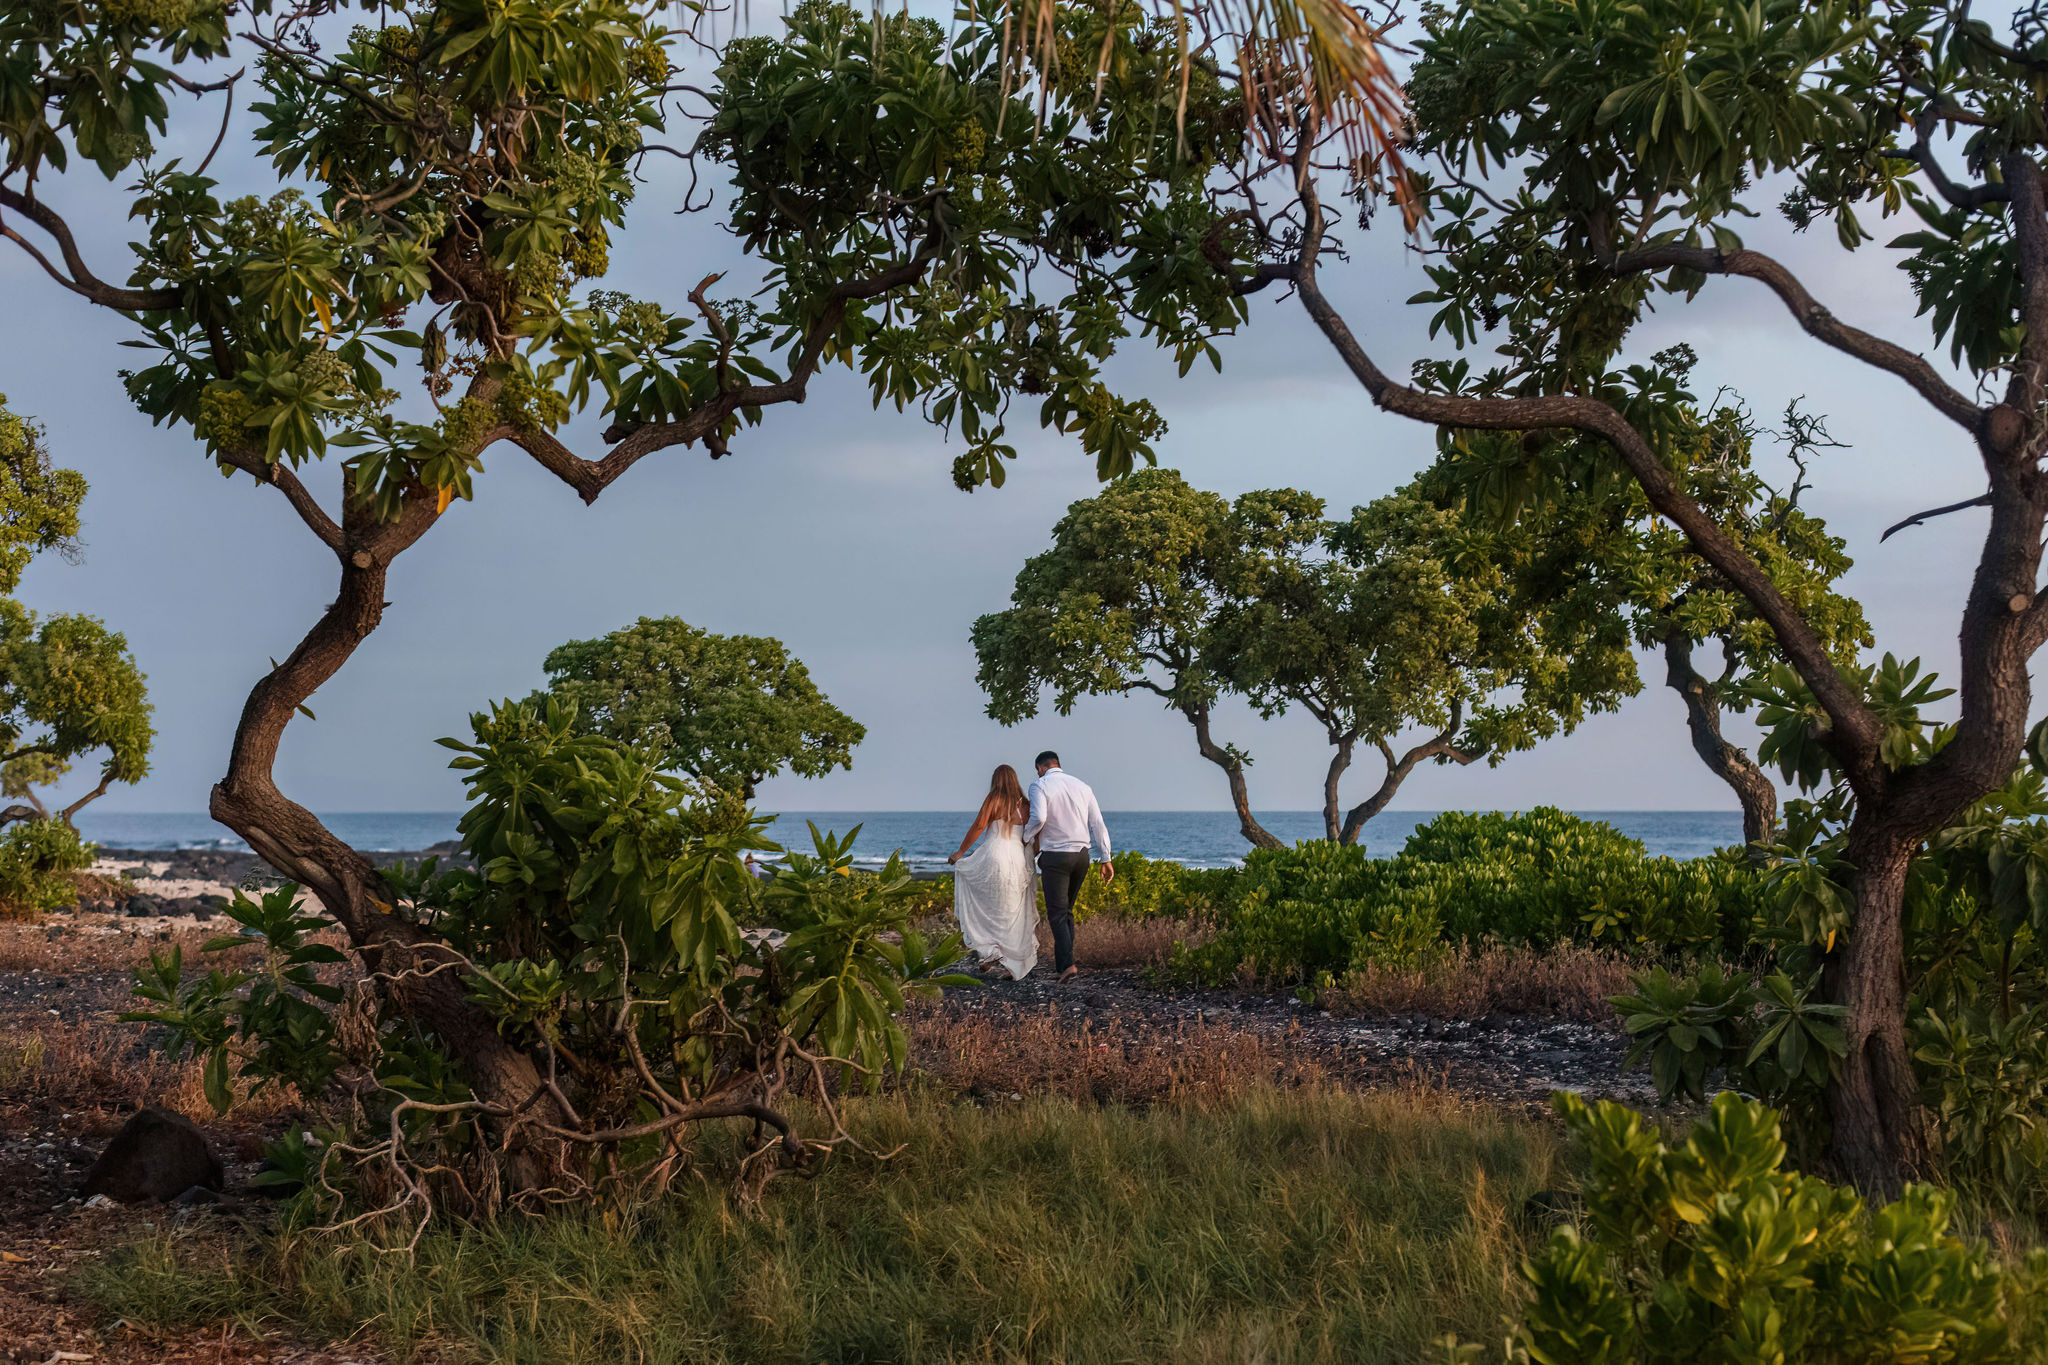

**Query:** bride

left=947, top=764, right=1038, bottom=980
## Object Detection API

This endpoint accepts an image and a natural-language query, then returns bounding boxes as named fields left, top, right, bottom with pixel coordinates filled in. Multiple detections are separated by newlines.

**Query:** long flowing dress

left=953, top=820, right=1038, bottom=979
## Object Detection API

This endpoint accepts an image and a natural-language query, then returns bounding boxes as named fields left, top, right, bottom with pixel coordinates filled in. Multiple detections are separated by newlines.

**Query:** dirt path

left=927, top=964, right=1657, bottom=1110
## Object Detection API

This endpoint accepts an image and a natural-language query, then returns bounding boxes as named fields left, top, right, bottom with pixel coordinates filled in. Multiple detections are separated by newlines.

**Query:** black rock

left=1521, top=1189, right=1585, bottom=1227
left=122, top=895, right=160, bottom=918
left=81, top=1108, right=224, bottom=1205
left=172, top=1183, right=223, bottom=1207
left=122, top=866, right=151, bottom=879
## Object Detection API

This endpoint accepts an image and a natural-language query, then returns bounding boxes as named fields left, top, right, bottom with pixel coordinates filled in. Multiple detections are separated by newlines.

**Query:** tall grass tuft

left=89, top=1086, right=1563, bottom=1364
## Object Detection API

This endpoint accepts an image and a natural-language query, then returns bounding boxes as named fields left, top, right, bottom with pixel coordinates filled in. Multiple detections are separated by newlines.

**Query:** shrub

left=125, top=700, right=970, bottom=1223
left=0, top=817, right=94, bottom=917
left=1446, top=1092, right=2047, bottom=1363
left=1073, top=849, right=1231, bottom=920
left=1171, top=810, right=1766, bottom=987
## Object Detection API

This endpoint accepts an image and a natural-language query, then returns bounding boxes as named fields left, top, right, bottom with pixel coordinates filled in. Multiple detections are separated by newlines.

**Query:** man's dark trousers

left=1037, top=849, right=1090, bottom=972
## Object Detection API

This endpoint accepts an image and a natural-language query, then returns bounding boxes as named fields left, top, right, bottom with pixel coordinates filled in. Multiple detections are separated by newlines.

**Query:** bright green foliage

left=1218, top=489, right=1639, bottom=839
left=0, top=398, right=86, bottom=598
left=1449, top=1093, right=2040, bottom=1365
left=1415, top=353, right=1870, bottom=841
left=1611, top=663, right=2048, bottom=1205
left=0, top=602, right=154, bottom=806
left=0, top=402, right=152, bottom=818
left=708, top=1, right=1253, bottom=490
left=539, top=616, right=863, bottom=801
left=974, top=469, right=1249, bottom=724
left=1170, top=810, right=1766, bottom=987
left=0, top=817, right=95, bottom=918
left=976, top=469, right=1639, bottom=843
left=128, top=699, right=969, bottom=1211
left=1071, top=850, right=1230, bottom=921
left=32, top=0, right=1290, bottom=513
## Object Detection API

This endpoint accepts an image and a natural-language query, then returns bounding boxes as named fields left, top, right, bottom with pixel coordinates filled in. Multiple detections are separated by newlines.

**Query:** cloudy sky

left=0, top=11, right=1994, bottom=820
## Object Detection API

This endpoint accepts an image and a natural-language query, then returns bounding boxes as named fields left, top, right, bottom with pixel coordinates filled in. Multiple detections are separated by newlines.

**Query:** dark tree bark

left=1662, top=634, right=1777, bottom=852
left=1337, top=726, right=1478, bottom=846
left=1180, top=699, right=1284, bottom=849
left=1823, top=827, right=1934, bottom=1189
left=1255, top=178, right=2048, bottom=1193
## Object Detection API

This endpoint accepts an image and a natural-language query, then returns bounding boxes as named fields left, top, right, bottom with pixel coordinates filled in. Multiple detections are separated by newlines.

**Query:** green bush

left=1072, top=850, right=1227, bottom=921
left=0, top=817, right=93, bottom=917
left=125, top=701, right=970, bottom=1221
left=1170, top=810, right=1766, bottom=987
left=1447, top=1092, right=2047, bottom=1364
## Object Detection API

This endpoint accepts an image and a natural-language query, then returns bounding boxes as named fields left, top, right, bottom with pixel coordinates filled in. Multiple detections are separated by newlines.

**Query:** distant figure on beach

left=948, top=765, right=1039, bottom=980
left=1022, top=751, right=1114, bottom=984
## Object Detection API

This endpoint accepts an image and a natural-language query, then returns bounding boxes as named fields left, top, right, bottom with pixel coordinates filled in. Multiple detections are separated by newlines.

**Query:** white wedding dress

left=953, top=820, right=1038, bottom=979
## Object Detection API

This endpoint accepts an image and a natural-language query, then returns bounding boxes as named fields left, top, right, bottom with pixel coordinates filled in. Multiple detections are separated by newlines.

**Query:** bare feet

left=1060, top=965, right=1079, bottom=983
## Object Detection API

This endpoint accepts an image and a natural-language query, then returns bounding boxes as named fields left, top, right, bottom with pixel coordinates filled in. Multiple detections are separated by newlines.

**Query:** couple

left=946, top=751, right=1113, bottom=983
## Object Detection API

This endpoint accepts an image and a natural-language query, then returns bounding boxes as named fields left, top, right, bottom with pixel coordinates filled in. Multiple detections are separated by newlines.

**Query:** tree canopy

left=974, top=467, right=1641, bottom=846
left=539, top=617, right=863, bottom=801
left=0, top=0, right=1410, bottom=1187
left=0, top=400, right=151, bottom=822
left=1067, top=0, right=2048, bottom=1192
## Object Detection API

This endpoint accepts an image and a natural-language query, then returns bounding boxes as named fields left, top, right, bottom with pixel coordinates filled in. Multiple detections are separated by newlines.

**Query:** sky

left=0, top=9, right=2001, bottom=820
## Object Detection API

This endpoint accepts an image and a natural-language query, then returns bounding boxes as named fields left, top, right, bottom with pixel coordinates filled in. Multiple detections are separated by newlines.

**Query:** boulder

left=122, top=895, right=160, bottom=918
left=82, top=1108, right=224, bottom=1204
left=1521, top=1189, right=1585, bottom=1228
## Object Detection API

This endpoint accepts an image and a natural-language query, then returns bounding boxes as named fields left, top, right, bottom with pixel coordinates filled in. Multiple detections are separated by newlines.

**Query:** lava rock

left=122, top=895, right=161, bottom=918
left=81, top=1108, right=224, bottom=1204
left=1521, top=1189, right=1585, bottom=1228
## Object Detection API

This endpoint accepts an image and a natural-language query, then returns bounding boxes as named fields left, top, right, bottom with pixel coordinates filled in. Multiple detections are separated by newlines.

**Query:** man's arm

left=1022, top=779, right=1047, bottom=845
left=1087, top=789, right=1112, bottom=862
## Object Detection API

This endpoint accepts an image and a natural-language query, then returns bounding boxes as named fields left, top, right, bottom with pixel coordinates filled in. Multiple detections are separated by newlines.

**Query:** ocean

left=75, top=809, right=1747, bottom=869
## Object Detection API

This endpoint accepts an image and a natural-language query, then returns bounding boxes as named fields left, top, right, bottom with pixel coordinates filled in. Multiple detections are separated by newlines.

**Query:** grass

left=86, top=1085, right=1564, bottom=1365
left=1326, top=943, right=1643, bottom=1022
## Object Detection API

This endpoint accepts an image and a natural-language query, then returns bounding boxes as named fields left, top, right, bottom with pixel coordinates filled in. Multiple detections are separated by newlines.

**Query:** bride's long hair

left=987, top=764, right=1028, bottom=825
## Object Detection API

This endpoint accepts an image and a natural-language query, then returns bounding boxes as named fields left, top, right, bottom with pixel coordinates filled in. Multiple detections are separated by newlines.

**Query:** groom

left=1023, top=750, right=1114, bottom=983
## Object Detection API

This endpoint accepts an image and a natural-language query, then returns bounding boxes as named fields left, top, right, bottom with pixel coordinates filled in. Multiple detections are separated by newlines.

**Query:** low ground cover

left=86, top=1086, right=1562, bottom=1365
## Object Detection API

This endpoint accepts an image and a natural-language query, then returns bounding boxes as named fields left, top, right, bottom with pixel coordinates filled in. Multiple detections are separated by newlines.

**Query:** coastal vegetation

left=6, top=0, right=2048, bottom=1358
left=537, top=615, right=864, bottom=802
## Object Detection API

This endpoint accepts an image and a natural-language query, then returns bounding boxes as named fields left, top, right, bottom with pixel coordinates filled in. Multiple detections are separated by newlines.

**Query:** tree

left=0, top=0, right=1400, bottom=1184
left=539, top=616, right=863, bottom=801
left=1119, top=0, right=2046, bottom=1191
left=0, top=401, right=152, bottom=824
left=973, top=469, right=1297, bottom=848
left=1215, top=489, right=1638, bottom=843
left=975, top=469, right=1637, bottom=846
left=1418, top=359, right=1873, bottom=852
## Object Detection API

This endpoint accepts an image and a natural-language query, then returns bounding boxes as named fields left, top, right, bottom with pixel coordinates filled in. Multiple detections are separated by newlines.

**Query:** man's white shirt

left=1023, top=768, right=1112, bottom=859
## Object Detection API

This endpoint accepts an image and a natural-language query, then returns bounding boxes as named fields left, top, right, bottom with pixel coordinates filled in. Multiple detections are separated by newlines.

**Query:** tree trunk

left=1823, top=828, right=1938, bottom=1195
left=1662, top=634, right=1777, bottom=852
left=1321, top=736, right=1354, bottom=842
left=1337, top=719, right=1477, bottom=845
left=208, top=503, right=563, bottom=1182
left=1180, top=700, right=1284, bottom=849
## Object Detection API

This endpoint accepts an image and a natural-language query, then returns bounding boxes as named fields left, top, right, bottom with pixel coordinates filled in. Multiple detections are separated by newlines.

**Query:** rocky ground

left=928, top=961, right=1654, bottom=1111
left=0, top=851, right=1660, bottom=1361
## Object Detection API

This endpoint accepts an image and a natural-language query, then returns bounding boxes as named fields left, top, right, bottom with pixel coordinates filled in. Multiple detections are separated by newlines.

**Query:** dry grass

left=1325, top=943, right=1640, bottom=1023
left=92, top=1086, right=1561, bottom=1365
left=904, top=1002, right=1323, bottom=1105
left=0, top=917, right=269, bottom=975
left=65, top=870, right=137, bottom=903
left=1061, top=914, right=1197, bottom=969
left=0, top=1017, right=297, bottom=1123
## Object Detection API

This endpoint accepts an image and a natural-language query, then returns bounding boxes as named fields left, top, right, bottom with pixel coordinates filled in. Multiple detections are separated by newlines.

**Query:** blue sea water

left=77, top=808, right=1746, bottom=869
